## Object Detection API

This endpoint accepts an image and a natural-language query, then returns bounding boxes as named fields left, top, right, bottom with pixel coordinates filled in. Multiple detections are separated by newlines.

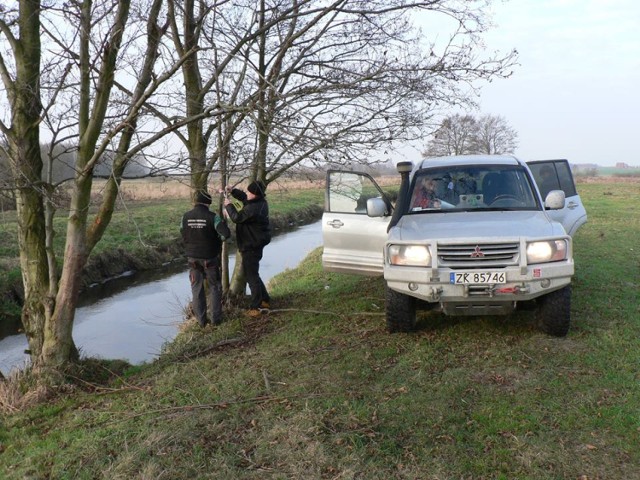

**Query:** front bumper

left=384, top=261, right=573, bottom=305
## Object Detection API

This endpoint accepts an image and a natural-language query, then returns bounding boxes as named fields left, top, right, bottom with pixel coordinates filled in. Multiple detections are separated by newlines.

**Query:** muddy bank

left=1, top=204, right=323, bottom=327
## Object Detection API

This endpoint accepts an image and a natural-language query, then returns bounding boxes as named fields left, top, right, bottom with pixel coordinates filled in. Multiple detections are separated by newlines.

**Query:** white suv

left=322, top=155, right=587, bottom=336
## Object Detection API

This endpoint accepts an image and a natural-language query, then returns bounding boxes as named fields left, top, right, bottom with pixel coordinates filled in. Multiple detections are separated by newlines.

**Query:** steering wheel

left=490, top=194, right=521, bottom=206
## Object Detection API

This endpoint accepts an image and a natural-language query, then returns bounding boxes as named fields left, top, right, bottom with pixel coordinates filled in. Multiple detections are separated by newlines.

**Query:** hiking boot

left=260, top=300, right=271, bottom=309
left=246, top=308, right=261, bottom=318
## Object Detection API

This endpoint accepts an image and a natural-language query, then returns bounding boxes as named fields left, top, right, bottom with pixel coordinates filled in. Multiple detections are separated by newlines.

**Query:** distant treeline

left=573, top=164, right=640, bottom=177
left=0, top=143, right=151, bottom=210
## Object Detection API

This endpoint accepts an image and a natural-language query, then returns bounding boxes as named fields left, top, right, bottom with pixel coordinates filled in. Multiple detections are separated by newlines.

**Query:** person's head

left=195, top=190, right=212, bottom=206
left=420, top=176, right=436, bottom=191
left=247, top=180, right=266, bottom=199
left=540, top=166, right=553, bottom=180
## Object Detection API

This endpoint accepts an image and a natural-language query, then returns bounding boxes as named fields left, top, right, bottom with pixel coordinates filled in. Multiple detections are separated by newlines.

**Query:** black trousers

left=241, top=248, right=270, bottom=309
left=188, top=257, right=222, bottom=326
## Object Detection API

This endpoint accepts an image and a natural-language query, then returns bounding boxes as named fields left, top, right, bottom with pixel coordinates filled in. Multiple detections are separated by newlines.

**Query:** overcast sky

left=474, top=0, right=640, bottom=166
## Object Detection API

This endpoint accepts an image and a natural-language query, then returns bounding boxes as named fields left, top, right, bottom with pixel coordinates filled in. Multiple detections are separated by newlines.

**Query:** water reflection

left=0, top=221, right=321, bottom=375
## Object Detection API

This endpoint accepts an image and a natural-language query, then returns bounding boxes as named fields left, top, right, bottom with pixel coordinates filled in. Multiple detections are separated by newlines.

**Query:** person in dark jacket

left=224, top=180, right=271, bottom=317
left=181, top=190, right=231, bottom=327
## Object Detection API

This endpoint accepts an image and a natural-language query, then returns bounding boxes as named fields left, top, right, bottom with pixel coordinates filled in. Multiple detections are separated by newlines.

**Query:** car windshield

left=408, top=165, right=539, bottom=213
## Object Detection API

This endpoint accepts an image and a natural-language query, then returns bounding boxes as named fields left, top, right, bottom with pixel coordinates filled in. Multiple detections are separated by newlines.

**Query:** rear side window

left=529, top=160, right=577, bottom=198
left=555, top=162, right=578, bottom=196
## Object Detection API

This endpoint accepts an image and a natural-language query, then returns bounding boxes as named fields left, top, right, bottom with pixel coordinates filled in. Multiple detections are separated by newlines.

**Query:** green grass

left=595, top=166, right=640, bottom=177
left=1, top=181, right=639, bottom=479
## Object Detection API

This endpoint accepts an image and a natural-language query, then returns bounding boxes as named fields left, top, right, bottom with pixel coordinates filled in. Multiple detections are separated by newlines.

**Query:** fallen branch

left=109, top=392, right=327, bottom=424
left=180, top=337, right=246, bottom=360
left=262, top=369, right=271, bottom=393
left=267, top=308, right=385, bottom=317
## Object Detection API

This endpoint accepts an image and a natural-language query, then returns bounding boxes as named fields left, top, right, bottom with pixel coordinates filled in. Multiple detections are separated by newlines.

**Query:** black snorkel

left=387, top=161, right=413, bottom=232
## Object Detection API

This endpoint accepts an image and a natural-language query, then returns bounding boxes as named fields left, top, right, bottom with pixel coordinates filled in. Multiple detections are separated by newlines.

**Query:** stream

left=0, top=220, right=322, bottom=376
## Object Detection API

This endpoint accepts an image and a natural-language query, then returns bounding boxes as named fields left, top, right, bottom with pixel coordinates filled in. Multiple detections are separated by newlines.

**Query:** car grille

left=437, top=242, right=520, bottom=268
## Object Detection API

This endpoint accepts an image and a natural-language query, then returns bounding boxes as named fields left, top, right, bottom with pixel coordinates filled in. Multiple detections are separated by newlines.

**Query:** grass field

left=0, top=180, right=639, bottom=479
left=589, top=167, right=640, bottom=177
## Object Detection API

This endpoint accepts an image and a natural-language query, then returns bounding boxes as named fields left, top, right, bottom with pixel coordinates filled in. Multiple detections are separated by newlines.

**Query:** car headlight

left=388, top=244, right=431, bottom=266
left=526, top=240, right=568, bottom=264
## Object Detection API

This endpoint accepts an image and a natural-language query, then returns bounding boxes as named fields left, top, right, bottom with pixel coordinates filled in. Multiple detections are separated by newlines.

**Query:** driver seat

left=481, top=172, right=503, bottom=204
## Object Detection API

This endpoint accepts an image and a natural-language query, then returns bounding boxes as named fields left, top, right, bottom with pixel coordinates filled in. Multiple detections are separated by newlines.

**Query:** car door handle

left=567, top=201, right=579, bottom=210
left=327, top=219, right=344, bottom=228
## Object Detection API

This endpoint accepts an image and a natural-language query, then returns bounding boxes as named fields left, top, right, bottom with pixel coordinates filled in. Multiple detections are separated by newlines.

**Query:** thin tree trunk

left=39, top=171, right=93, bottom=366
left=229, top=249, right=247, bottom=301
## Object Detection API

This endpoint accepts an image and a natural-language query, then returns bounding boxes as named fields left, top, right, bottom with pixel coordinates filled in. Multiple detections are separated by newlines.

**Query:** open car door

left=527, top=159, right=588, bottom=236
left=321, top=170, right=392, bottom=276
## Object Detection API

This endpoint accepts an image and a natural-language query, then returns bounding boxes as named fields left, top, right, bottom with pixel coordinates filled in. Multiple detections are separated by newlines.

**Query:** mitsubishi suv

left=322, top=155, right=587, bottom=336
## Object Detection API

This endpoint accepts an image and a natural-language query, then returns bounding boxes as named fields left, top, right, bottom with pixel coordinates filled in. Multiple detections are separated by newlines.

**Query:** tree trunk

left=15, top=179, right=50, bottom=360
left=7, top=0, right=51, bottom=361
left=229, top=249, right=247, bottom=301
left=38, top=178, right=91, bottom=366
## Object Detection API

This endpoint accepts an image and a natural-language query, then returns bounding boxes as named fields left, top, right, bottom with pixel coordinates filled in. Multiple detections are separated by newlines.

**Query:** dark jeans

left=188, top=257, right=222, bottom=326
left=241, top=248, right=270, bottom=309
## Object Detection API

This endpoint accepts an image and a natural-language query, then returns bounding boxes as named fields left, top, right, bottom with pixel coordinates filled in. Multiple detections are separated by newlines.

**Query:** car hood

left=389, top=210, right=567, bottom=242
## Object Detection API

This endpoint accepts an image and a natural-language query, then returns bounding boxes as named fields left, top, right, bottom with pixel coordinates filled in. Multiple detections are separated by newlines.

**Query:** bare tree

left=423, top=114, right=478, bottom=157
left=241, top=1, right=518, bottom=177
left=0, top=0, right=186, bottom=371
left=471, top=114, right=518, bottom=155
left=424, top=113, right=519, bottom=157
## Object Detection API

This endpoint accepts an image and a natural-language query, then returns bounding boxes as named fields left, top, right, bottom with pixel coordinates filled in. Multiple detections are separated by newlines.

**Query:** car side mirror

left=367, top=197, right=388, bottom=217
left=545, top=190, right=565, bottom=210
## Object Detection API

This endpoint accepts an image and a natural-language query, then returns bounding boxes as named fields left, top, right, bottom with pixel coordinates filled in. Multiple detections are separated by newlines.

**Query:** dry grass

left=91, top=177, right=322, bottom=202
left=0, top=369, right=49, bottom=414
left=576, top=175, right=640, bottom=184
left=90, top=175, right=399, bottom=202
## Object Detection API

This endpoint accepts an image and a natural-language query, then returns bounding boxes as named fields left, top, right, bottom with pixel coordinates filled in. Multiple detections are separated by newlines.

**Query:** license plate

left=450, top=271, right=506, bottom=285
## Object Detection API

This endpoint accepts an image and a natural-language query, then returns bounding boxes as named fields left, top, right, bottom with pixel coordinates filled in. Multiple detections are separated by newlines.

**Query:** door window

left=327, top=171, right=390, bottom=214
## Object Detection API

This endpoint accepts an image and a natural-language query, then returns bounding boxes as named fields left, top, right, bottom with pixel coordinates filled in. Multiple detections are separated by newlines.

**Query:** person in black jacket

left=181, top=190, right=231, bottom=327
left=224, top=180, right=271, bottom=317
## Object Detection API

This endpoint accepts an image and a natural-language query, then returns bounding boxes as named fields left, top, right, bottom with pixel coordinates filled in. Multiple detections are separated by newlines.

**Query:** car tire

left=536, top=285, right=571, bottom=337
left=386, top=285, right=416, bottom=333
